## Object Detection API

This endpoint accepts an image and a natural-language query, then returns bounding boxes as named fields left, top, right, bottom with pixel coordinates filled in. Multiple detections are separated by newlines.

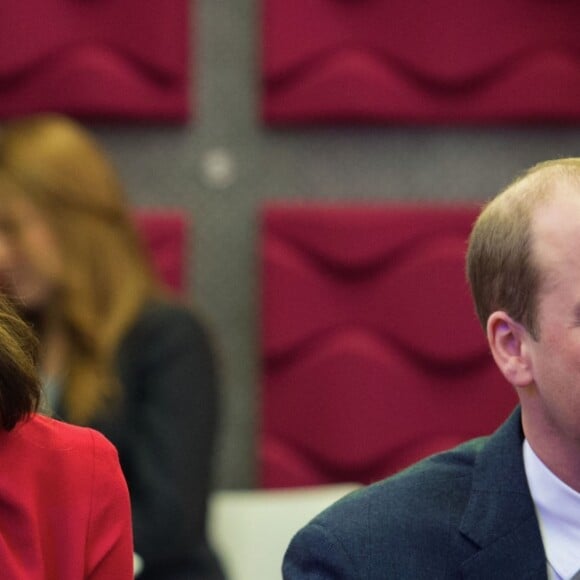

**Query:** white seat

left=208, top=483, right=360, bottom=580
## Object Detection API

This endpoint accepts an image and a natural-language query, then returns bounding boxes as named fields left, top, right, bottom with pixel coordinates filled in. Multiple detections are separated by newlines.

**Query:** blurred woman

left=0, top=291, right=133, bottom=579
left=0, top=115, right=223, bottom=580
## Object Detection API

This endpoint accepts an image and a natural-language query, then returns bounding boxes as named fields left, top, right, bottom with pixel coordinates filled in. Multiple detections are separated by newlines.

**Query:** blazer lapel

left=458, top=409, right=547, bottom=580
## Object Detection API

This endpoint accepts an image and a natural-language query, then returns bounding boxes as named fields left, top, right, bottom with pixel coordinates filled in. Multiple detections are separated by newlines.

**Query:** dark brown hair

left=0, top=293, right=40, bottom=430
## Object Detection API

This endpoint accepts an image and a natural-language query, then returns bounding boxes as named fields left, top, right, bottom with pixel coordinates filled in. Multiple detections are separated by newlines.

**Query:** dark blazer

left=59, top=301, right=224, bottom=580
left=283, top=407, right=548, bottom=579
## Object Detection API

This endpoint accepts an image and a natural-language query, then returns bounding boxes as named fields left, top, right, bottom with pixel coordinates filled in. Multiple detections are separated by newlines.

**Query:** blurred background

left=3, top=0, right=580, bottom=492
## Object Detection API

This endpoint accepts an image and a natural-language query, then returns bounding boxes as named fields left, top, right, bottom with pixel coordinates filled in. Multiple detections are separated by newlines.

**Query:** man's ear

left=487, top=311, right=533, bottom=388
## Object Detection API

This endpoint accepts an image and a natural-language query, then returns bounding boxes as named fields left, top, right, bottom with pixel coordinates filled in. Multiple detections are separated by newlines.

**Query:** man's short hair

left=466, top=158, right=580, bottom=339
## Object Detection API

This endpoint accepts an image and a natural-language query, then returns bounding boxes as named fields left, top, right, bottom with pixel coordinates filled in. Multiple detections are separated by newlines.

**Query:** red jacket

left=0, top=413, right=133, bottom=579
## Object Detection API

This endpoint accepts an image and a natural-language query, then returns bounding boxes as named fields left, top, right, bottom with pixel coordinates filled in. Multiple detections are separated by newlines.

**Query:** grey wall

left=89, top=1, right=580, bottom=489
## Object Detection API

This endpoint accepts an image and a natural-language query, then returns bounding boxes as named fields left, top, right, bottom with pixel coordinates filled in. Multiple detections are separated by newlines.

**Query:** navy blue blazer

left=283, top=407, right=548, bottom=579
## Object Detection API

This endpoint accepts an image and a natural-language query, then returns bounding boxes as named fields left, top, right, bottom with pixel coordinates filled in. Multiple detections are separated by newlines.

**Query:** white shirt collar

left=523, top=439, right=580, bottom=580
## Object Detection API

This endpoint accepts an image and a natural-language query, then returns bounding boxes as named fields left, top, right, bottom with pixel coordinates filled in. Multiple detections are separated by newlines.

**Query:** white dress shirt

left=523, top=440, right=580, bottom=580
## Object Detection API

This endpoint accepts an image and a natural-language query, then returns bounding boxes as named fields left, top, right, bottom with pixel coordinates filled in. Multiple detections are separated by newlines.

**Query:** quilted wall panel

left=260, top=202, right=517, bottom=488
left=0, top=1, right=190, bottom=122
left=134, top=209, right=190, bottom=296
left=262, top=0, right=580, bottom=125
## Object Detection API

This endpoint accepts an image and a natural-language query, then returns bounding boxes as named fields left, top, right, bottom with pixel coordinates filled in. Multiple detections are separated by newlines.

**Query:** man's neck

left=522, top=412, right=580, bottom=493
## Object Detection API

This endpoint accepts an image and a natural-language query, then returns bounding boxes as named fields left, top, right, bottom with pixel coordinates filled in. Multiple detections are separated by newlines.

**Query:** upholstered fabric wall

left=0, top=1, right=189, bottom=121
left=262, top=1, right=580, bottom=124
left=42, top=1, right=580, bottom=489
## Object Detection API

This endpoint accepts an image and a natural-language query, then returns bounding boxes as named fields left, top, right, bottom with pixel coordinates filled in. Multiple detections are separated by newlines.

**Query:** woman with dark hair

left=0, top=292, right=133, bottom=578
left=0, top=115, right=223, bottom=579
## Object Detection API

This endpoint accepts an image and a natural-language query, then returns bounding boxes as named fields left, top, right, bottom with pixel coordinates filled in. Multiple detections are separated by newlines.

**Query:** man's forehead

left=531, top=181, right=578, bottom=227
left=530, top=188, right=580, bottom=281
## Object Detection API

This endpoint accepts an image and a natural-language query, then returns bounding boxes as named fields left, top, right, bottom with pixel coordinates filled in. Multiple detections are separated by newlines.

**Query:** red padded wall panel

left=260, top=202, right=517, bottom=488
left=0, top=1, right=191, bottom=122
left=133, top=209, right=190, bottom=296
left=262, top=0, right=580, bottom=124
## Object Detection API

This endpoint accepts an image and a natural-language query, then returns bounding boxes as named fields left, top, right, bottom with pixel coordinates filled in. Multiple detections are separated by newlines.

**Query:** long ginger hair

left=0, top=114, right=163, bottom=424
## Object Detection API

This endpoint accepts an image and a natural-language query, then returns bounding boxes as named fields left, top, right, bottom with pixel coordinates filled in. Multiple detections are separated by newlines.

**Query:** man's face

left=523, top=186, right=580, bottom=446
